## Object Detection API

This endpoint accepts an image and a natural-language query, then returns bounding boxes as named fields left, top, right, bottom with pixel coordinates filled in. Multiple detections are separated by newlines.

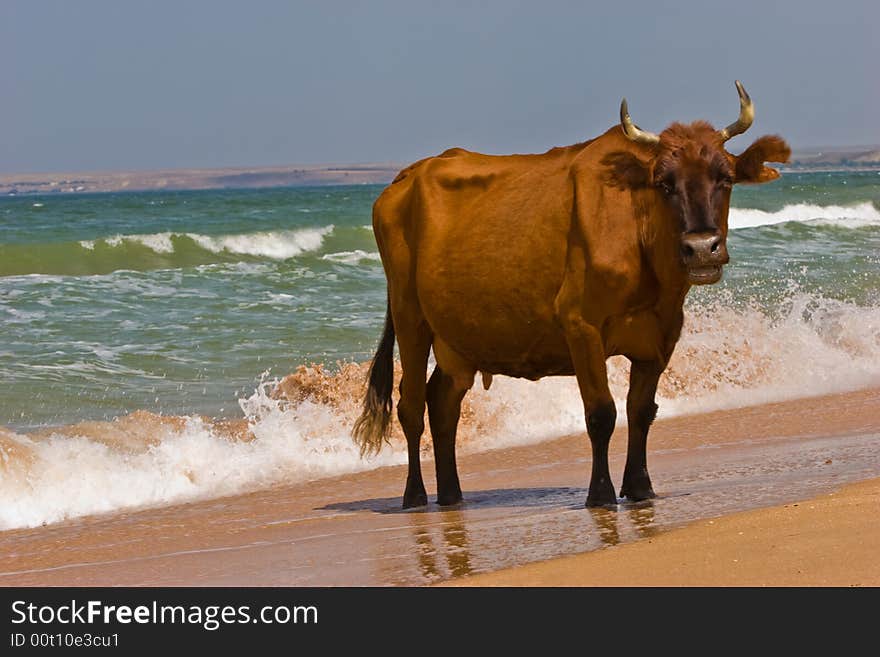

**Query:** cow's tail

left=352, top=299, right=396, bottom=456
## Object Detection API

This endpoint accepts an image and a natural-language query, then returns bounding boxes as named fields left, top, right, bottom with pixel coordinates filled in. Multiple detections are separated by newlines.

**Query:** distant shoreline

left=2, top=145, right=879, bottom=196
left=0, top=163, right=402, bottom=196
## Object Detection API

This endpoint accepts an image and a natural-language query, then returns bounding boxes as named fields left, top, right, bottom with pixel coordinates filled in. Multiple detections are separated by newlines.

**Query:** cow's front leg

left=620, top=359, right=663, bottom=501
left=561, top=315, right=618, bottom=507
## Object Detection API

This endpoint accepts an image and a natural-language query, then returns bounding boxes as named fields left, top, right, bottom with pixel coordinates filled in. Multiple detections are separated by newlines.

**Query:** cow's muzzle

left=681, top=232, right=729, bottom=285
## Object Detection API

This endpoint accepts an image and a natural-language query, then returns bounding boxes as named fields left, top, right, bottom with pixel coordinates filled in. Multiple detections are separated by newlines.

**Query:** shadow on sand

left=319, top=485, right=665, bottom=516
left=319, top=486, right=588, bottom=515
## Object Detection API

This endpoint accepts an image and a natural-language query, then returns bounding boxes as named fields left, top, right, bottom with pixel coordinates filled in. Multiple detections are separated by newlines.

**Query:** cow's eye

left=717, top=175, right=733, bottom=189
left=658, top=180, right=675, bottom=195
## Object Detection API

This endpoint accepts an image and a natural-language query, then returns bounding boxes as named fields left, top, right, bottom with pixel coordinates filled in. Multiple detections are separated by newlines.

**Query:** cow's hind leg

left=620, top=360, right=662, bottom=501
left=428, top=340, right=476, bottom=506
left=396, top=320, right=433, bottom=508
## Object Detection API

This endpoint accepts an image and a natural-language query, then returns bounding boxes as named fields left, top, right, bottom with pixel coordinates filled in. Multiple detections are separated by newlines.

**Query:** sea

left=1, top=170, right=879, bottom=529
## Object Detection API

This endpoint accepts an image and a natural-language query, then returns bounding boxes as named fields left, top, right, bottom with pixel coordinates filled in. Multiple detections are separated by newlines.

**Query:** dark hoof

left=620, top=486, right=656, bottom=502
left=585, top=496, right=619, bottom=509
left=436, top=491, right=463, bottom=507
left=402, top=490, right=428, bottom=509
left=585, top=487, right=618, bottom=508
left=621, top=473, right=656, bottom=501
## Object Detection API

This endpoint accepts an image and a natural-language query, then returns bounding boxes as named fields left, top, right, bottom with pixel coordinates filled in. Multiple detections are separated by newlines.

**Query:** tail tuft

left=352, top=301, right=395, bottom=456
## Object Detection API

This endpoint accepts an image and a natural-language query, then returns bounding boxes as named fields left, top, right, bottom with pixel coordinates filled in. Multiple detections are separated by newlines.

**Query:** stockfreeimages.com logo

left=11, top=599, right=318, bottom=632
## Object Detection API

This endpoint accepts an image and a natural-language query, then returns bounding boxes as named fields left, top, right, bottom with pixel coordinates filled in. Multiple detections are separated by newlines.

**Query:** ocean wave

left=321, top=250, right=381, bottom=264
left=0, top=395, right=406, bottom=530
left=81, top=226, right=334, bottom=259
left=2, top=291, right=879, bottom=530
left=85, top=232, right=176, bottom=254
left=188, top=227, right=332, bottom=259
left=1, top=226, right=334, bottom=276
left=729, top=202, right=880, bottom=230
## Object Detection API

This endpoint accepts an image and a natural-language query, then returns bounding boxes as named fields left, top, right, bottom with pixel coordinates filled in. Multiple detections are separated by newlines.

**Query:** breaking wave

left=322, top=250, right=381, bottom=264
left=729, top=201, right=880, bottom=230
left=80, top=226, right=334, bottom=259
left=0, top=226, right=334, bottom=276
left=2, top=291, right=879, bottom=530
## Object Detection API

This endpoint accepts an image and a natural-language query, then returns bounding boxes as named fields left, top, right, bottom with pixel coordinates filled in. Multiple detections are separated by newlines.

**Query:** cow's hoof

left=620, top=484, right=656, bottom=502
left=402, top=490, right=428, bottom=509
left=585, top=497, right=618, bottom=509
left=436, top=491, right=463, bottom=507
left=585, top=487, right=618, bottom=508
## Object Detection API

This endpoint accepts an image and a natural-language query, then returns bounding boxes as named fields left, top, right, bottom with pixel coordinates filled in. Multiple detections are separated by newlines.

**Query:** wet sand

left=1, top=387, right=879, bottom=586
left=445, top=477, right=880, bottom=586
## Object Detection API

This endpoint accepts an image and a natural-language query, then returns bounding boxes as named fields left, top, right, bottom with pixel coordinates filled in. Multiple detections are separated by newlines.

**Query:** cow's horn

left=619, top=98, right=660, bottom=145
left=718, top=80, right=754, bottom=142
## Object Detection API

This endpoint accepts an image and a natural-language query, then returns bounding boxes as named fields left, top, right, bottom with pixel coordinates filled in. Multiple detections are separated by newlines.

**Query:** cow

left=353, top=82, right=790, bottom=508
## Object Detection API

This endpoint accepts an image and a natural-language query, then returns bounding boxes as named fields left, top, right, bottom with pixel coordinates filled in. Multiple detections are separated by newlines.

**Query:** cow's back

left=374, top=143, right=594, bottom=377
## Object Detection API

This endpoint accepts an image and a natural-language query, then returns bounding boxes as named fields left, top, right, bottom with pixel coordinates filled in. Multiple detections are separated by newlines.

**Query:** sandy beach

left=1, top=386, right=878, bottom=586
left=448, top=477, right=880, bottom=586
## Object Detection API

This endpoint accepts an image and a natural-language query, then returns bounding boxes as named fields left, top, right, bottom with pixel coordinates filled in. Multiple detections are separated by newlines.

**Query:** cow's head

left=608, top=82, right=790, bottom=285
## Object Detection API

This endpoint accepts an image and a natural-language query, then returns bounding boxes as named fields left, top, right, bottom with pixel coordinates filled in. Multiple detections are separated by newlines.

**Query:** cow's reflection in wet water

left=588, top=501, right=659, bottom=547
left=409, top=511, right=472, bottom=582
left=398, top=498, right=663, bottom=583
left=334, top=487, right=669, bottom=584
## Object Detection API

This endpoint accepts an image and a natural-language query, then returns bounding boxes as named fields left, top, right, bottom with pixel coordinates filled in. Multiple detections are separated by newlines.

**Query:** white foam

left=322, top=250, right=381, bottom=264
left=190, top=226, right=333, bottom=259
left=729, top=202, right=880, bottom=230
left=655, top=295, right=880, bottom=414
left=0, top=385, right=406, bottom=530
left=112, top=232, right=175, bottom=253
left=79, top=232, right=175, bottom=253
left=78, top=226, right=334, bottom=260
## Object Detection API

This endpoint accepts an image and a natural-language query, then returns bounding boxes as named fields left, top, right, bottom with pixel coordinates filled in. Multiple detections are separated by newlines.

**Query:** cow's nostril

left=682, top=234, right=723, bottom=262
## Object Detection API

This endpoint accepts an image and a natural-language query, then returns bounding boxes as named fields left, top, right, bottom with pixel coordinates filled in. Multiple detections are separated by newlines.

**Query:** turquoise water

left=1, top=172, right=879, bottom=429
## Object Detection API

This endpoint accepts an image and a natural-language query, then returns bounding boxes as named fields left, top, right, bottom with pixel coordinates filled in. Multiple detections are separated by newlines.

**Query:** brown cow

left=354, top=82, right=790, bottom=508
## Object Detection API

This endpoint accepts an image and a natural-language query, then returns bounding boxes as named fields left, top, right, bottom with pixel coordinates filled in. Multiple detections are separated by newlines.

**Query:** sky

left=2, top=1, right=877, bottom=174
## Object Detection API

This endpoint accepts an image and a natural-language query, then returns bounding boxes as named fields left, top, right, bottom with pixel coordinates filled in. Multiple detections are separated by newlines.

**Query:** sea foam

left=322, top=250, right=381, bottom=264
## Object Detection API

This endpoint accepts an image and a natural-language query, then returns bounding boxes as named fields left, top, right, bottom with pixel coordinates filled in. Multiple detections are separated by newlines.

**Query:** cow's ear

left=601, top=151, right=652, bottom=190
left=734, top=135, right=791, bottom=184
